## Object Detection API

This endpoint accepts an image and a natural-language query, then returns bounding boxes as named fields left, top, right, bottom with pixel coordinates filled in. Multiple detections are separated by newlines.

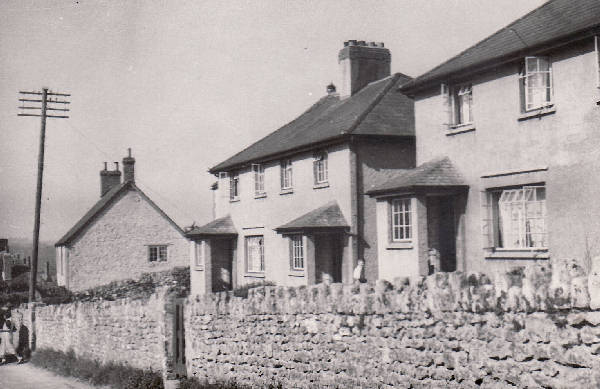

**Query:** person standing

left=0, top=306, right=23, bottom=364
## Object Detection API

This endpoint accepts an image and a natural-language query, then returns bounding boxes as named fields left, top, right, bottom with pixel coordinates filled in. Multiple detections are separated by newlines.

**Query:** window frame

left=390, top=198, right=412, bottom=242
left=148, top=245, right=168, bottom=262
left=252, top=163, right=266, bottom=197
left=229, top=171, right=240, bottom=201
left=519, top=56, right=553, bottom=112
left=313, top=150, right=329, bottom=185
left=280, top=159, right=293, bottom=191
left=195, top=240, right=205, bottom=268
left=245, top=235, right=265, bottom=273
left=450, top=84, right=473, bottom=126
left=289, top=235, right=305, bottom=271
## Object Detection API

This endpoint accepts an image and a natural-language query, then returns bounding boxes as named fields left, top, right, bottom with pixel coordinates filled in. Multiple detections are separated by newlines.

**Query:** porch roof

left=366, top=157, right=468, bottom=196
left=185, top=215, right=237, bottom=238
left=275, top=201, right=350, bottom=233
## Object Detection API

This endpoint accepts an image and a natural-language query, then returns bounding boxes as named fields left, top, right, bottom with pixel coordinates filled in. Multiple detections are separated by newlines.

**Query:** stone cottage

left=55, top=149, right=188, bottom=291
left=187, top=41, right=415, bottom=294
left=367, top=0, right=600, bottom=280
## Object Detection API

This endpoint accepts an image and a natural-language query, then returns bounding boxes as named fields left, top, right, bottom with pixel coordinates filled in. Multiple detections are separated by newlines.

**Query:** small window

left=149, top=245, right=168, bottom=262
left=252, top=163, right=266, bottom=196
left=290, top=235, right=304, bottom=270
left=229, top=171, right=239, bottom=201
left=451, top=84, right=473, bottom=126
left=313, top=151, right=328, bottom=185
left=483, top=185, right=547, bottom=249
left=520, top=57, right=553, bottom=112
left=280, top=159, right=293, bottom=190
left=391, top=198, right=412, bottom=241
left=195, top=241, right=205, bottom=268
left=245, top=236, right=264, bottom=273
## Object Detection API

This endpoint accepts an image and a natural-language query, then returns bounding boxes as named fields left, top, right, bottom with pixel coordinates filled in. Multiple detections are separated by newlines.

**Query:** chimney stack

left=123, top=148, right=135, bottom=183
left=100, top=161, right=122, bottom=197
left=338, top=40, right=390, bottom=98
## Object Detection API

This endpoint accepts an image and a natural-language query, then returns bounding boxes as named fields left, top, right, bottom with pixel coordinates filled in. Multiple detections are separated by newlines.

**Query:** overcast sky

left=0, top=0, right=547, bottom=242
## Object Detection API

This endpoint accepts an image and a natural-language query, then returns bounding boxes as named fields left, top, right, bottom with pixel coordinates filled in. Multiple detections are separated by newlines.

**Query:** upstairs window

left=280, top=159, right=293, bottom=190
left=290, top=235, right=304, bottom=271
left=149, top=245, right=168, bottom=262
left=252, top=163, right=266, bottom=197
left=229, top=171, right=239, bottom=201
left=313, top=151, right=328, bottom=185
left=520, top=56, right=553, bottom=111
left=391, top=198, right=412, bottom=241
left=245, top=236, right=264, bottom=273
left=452, top=85, right=473, bottom=126
left=195, top=240, right=205, bottom=268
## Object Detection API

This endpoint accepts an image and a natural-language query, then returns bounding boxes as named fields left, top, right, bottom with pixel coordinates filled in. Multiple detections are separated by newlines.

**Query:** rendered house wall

left=413, top=38, right=600, bottom=274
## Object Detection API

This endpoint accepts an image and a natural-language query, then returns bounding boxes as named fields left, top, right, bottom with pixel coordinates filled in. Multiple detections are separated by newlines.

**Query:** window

left=391, top=198, right=412, bottom=241
left=290, top=235, right=304, bottom=270
left=520, top=57, right=553, bottom=111
left=313, top=151, right=328, bottom=185
left=280, top=159, right=293, bottom=190
left=229, top=171, right=239, bottom=201
left=595, top=36, right=600, bottom=88
left=245, top=236, right=264, bottom=273
left=149, top=245, right=168, bottom=262
left=483, top=185, right=547, bottom=249
left=451, top=85, right=473, bottom=126
left=195, top=240, right=205, bottom=268
left=252, top=164, right=266, bottom=196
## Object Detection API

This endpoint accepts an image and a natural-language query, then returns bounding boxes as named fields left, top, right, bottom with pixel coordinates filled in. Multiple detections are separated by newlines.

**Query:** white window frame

left=229, top=171, right=239, bottom=201
left=451, top=84, right=473, bottom=126
left=313, top=151, right=328, bottom=185
left=252, top=163, right=266, bottom=197
left=148, top=245, right=168, bottom=262
left=520, top=56, right=553, bottom=112
left=391, top=198, right=412, bottom=242
left=245, top=235, right=264, bottom=273
left=486, top=185, right=547, bottom=250
left=290, top=235, right=304, bottom=271
left=280, top=159, right=293, bottom=190
left=195, top=240, right=205, bottom=268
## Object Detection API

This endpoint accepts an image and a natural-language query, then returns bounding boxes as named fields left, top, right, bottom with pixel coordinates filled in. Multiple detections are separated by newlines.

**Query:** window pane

left=526, top=57, right=538, bottom=72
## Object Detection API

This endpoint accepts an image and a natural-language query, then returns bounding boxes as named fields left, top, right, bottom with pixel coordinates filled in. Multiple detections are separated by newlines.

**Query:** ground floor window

left=149, top=245, right=168, bottom=262
left=245, top=235, right=264, bottom=272
left=195, top=240, right=205, bottom=267
left=290, top=235, right=304, bottom=270
left=483, top=185, right=547, bottom=249
left=391, top=198, right=412, bottom=241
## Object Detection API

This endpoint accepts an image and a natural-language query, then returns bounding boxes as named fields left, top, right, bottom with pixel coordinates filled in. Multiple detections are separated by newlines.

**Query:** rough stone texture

left=185, top=266, right=600, bottom=388
left=67, top=189, right=189, bottom=291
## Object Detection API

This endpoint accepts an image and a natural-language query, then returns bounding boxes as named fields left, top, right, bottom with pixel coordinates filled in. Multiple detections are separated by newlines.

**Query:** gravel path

left=0, top=362, right=105, bottom=389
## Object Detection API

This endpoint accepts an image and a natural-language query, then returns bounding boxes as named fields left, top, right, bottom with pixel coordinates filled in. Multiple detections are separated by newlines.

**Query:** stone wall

left=185, top=263, right=600, bottom=388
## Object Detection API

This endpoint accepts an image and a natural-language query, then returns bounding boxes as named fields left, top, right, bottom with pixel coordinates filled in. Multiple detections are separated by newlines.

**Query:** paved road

left=0, top=363, right=103, bottom=389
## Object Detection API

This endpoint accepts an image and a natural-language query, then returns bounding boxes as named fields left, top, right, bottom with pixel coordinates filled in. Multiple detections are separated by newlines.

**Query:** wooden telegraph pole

left=18, top=88, right=70, bottom=302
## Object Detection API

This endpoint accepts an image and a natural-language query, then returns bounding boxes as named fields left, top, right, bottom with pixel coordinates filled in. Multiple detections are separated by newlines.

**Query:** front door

left=173, top=299, right=186, bottom=377
left=438, top=196, right=457, bottom=272
left=211, top=239, right=233, bottom=292
left=314, top=234, right=342, bottom=283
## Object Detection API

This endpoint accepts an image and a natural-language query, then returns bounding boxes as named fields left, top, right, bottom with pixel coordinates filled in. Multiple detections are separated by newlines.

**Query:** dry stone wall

left=185, top=262, right=600, bottom=388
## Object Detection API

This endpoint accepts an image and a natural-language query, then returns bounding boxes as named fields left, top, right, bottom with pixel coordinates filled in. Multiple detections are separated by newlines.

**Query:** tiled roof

left=55, top=182, right=185, bottom=246
left=402, top=0, right=600, bottom=93
left=210, top=73, right=414, bottom=173
left=275, top=201, right=349, bottom=233
left=185, top=215, right=237, bottom=237
left=366, top=157, right=468, bottom=196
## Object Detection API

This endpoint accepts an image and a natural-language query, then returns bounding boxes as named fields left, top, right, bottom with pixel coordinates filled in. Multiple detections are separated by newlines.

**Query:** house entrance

left=173, top=299, right=186, bottom=377
left=427, top=196, right=457, bottom=272
left=314, top=233, right=343, bottom=283
left=211, top=239, right=234, bottom=292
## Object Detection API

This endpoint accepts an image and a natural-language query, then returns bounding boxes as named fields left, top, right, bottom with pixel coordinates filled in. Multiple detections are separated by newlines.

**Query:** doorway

left=427, top=196, right=457, bottom=272
left=314, top=233, right=343, bottom=283
left=211, top=239, right=234, bottom=292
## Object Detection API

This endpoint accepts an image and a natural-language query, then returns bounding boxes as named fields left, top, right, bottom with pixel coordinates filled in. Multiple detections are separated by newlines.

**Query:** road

left=0, top=362, right=103, bottom=389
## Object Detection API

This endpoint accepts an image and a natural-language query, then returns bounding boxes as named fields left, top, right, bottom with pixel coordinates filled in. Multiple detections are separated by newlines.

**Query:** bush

left=31, top=348, right=163, bottom=389
left=233, top=281, right=275, bottom=298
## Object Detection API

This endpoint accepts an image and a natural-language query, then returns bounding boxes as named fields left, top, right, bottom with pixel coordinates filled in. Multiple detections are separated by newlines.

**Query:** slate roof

left=275, top=201, right=350, bottom=233
left=55, top=182, right=185, bottom=246
left=366, top=157, right=468, bottom=196
left=210, top=73, right=414, bottom=173
left=402, top=0, right=600, bottom=93
left=185, top=215, right=237, bottom=237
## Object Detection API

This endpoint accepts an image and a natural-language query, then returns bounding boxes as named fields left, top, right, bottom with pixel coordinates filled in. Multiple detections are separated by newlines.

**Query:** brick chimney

left=123, top=148, right=135, bottom=183
left=100, top=161, right=122, bottom=197
left=338, top=40, right=390, bottom=98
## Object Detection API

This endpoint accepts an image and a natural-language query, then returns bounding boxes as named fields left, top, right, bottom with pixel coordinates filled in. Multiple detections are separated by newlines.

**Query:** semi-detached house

left=187, top=41, right=415, bottom=295
left=367, top=0, right=600, bottom=279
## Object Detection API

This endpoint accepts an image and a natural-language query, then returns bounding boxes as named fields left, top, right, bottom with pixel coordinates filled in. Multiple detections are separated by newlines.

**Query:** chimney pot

left=114, top=162, right=119, bottom=171
left=100, top=161, right=122, bottom=197
left=358, top=40, right=366, bottom=46
left=104, top=162, right=107, bottom=170
left=123, top=148, right=136, bottom=183
left=344, top=41, right=349, bottom=47
left=348, top=40, right=357, bottom=46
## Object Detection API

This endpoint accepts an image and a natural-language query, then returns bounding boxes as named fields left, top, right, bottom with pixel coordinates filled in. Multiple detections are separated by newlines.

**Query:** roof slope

left=366, top=157, right=468, bottom=196
left=402, top=0, right=600, bottom=93
left=185, top=215, right=237, bottom=237
left=56, top=182, right=185, bottom=246
left=210, top=73, right=413, bottom=173
left=275, top=201, right=349, bottom=232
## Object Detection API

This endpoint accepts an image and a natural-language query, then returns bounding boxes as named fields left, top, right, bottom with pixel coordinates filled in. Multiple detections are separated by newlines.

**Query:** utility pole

left=18, top=88, right=70, bottom=302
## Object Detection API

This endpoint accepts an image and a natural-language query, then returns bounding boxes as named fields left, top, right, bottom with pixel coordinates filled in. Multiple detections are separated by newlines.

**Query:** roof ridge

left=346, top=74, right=400, bottom=135
left=406, top=0, right=555, bottom=87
